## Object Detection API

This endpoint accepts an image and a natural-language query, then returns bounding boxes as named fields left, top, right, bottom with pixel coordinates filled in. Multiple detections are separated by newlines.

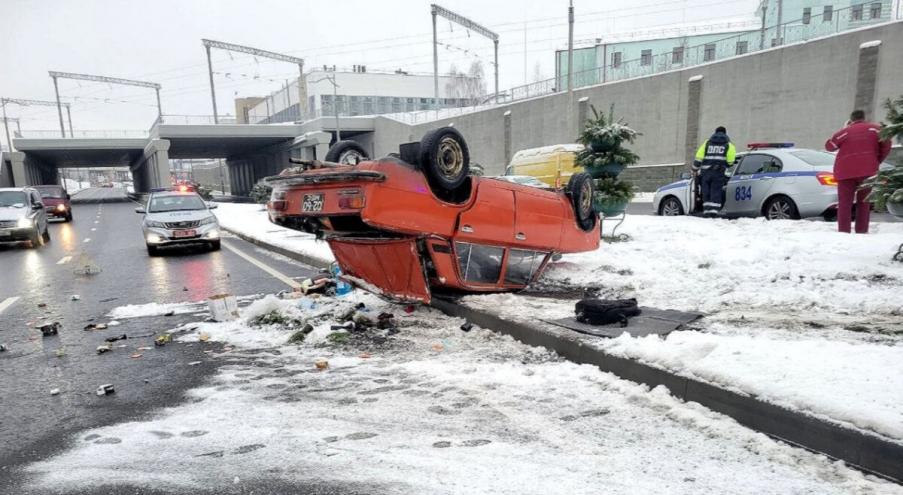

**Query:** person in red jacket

left=825, top=110, right=891, bottom=233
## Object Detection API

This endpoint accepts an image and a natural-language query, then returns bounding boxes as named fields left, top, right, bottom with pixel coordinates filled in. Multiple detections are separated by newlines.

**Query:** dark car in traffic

left=33, top=185, right=73, bottom=222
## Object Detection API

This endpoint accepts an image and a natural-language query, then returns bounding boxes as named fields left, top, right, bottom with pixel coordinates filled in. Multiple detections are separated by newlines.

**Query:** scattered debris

left=198, top=332, right=211, bottom=342
left=71, top=295, right=81, bottom=301
left=314, top=359, right=329, bottom=370
left=108, top=320, right=120, bottom=327
left=299, top=277, right=333, bottom=295
left=40, top=322, right=61, bottom=337
left=252, top=310, right=303, bottom=327
left=376, top=312, right=395, bottom=329
left=359, top=352, right=371, bottom=359
left=99, top=297, right=118, bottom=303
left=0, top=344, right=6, bottom=352
left=163, top=310, right=175, bottom=317
left=404, top=305, right=415, bottom=314
left=460, top=322, right=474, bottom=332
left=352, top=311, right=374, bottom=328
left=188, top=361, right=202, bottom=366
left=105, top=334, right=127, bottom=343
left=96, top=384, right=115, bottom=396
left=37, top=303, right=47, bottom=308
left=287, top=323, right=315, bottom=344
left=96, top=344, right=112, bottom=354
left=154, top=334, right=172, bottom=347
left=431, top=343, right=444, bottom=352
left=50, top=388, right=60, bottom=396
left=55, top=349, right=66, bottom=358
left=207, top=294, right=239, bottom=321
left=327, top=332, right=350, bottom=345
left=130, top=353, right=142, bottom=359
left=137, top=346, right=152, bottom=351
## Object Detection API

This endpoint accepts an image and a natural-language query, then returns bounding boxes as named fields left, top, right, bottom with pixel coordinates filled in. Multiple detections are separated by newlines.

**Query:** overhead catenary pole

left=432, top=5, right=439, bottom=112
left=759, top=2, right=768, bottom=50
left=1, top=100, right=11, bottom=152
left=155, top=87, right=163, bottom=122
left=205, top=45, right=219, bottom=124
left=775, top=0, right=783, bottom=46
left=65, top=105, right=73, bottom=136
left=566, top=0, right=575, bottom=133
left=202, top=39, right=305, bottom=124
left=431, top=5, right=499, bottom=106
left=52, top=75, right=66, bottom=138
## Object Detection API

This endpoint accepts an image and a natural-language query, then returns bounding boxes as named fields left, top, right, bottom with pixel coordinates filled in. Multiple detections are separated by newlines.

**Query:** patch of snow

left=107, top=301, right=205, bottom=319
left=23, top=295, right=900, bottom=494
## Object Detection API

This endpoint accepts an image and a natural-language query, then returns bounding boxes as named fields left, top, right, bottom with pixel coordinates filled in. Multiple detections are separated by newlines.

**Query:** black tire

left=65, top=211, right=73, bottom=222
left=658, top=196, right=684, bottom=216
left=418, top=127, right=470, bottom=192
left=210, top=240, right=221, bottom=251
left=147, top=244, right=160, bottom=256
left=29, top=229, right=44, bottom=248
left=567, top=172, right=597, bottom=232
left=325, top=140, right=369, bottom=165
left=42, top=228, right=51, bottom=243
left=764, top=195, right=800, bottom=220
left=823, top=210, right=837, bottom=222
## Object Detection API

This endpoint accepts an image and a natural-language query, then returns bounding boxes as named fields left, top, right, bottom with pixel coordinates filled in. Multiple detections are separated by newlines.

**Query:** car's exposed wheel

left=764, top=195, right=800, bottom=220
left=147, top=244, right=160, bottom=256
left=210, top=240, right=221, bottom=251
left=29, top=229, right=44, bottom=248
left=42, top=228, right=51, bottom=243
left=65, top=211, right=73, bottom=222
left=418, top=127, right=470, bottom=193
left=325, top=140, right=369, bottom=165
left=823, top=209, right=837, bottom=222
left=658, top=196, right=684, bottom=216
left=567, top=172, right=597, bottom=232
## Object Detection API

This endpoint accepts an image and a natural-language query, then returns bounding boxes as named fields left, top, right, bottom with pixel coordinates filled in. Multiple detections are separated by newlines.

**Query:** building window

left=852, top=4, right=863, bottom=20
left=802, top=7, right=811, bottom=24
left=703, top=43, right=716, bottom=62
left=640, top=49, right=652, bottom=66
left=736, top=41, right=748, bottom=55
left=870, top=2, right=881, bottom=18
left=672, top=46, right=684, bottom=64
left=611, top=51, right=622, bottom=68
left=823, top=5, right=833, bottom=22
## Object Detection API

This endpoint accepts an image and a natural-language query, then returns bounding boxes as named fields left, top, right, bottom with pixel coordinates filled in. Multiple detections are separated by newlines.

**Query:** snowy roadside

left=464, top=215, right=903, bottom=441
left=212, top=202, right=334, bottom=265
left=23, top=293, right=901, bottom=494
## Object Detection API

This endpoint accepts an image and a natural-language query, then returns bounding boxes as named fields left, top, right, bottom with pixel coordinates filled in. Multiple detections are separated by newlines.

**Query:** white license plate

left=302, top=194, right=324, bottom=212
left=172, top=229, right=196, bottom=238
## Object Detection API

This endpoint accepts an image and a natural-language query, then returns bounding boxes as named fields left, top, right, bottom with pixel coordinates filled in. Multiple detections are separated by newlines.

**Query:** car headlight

left=199, top=215, right=217, bottom=226
left=145, top=220, right=166, bottom=228
left=17, top=217, right=33, bottom=228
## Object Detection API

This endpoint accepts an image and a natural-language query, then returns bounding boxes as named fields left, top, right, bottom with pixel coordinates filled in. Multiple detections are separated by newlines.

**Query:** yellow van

left=504, top=144, right=585, bottom=189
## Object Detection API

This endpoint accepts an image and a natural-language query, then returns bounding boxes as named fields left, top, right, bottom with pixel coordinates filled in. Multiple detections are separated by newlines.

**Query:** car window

left=35, top=187, right=65, bottom=199
left=790, top=150, right=836, bottom=168
left=504, top=249, right=548, bottom=285
left=455, top=242, right=504, bottom=284
left=736, top=154, right=781, bottom=175
left=148, top=194, right=206, bottom=213
left=0, top=191, right=27, bottom=207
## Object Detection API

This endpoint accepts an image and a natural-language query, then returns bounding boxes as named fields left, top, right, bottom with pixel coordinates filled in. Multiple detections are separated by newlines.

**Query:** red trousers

left=837, top=177, right=871, bottom=233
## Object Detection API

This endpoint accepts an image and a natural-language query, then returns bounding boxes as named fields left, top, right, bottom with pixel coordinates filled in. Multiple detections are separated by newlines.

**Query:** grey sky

left=0, top=0, right=758, bottom=132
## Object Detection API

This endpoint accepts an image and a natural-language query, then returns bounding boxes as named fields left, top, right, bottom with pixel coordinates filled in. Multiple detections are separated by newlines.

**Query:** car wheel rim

left=436, top=136, right=464, bottom=181
left=338, top=150, right=364, bottom=165
left=769, top=200, right=791, bottom=219
left=579, top=180, right=592, bottom=217
left=663, top=200, right=680, bottom=216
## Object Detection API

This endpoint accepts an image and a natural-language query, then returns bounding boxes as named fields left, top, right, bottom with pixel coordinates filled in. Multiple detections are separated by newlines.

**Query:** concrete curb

left=219, top=228, right=903, bottom=483
left=430, top=298, right=903, bottom=483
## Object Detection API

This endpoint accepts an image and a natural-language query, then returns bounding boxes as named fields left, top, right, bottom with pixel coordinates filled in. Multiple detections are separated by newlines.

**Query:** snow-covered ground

left=212, top=202, right=334, bottom=264
left=207, top=201, right=903, bottom=442
left=62, top=178, right=90, bottom=194
left=23, top=293, right=901, bottom=494
left=465, top=215, right=903, bottom=440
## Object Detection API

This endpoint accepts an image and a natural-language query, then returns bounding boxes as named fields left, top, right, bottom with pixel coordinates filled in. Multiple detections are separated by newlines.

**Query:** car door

left=30, top=191, right=46, bottom=232
left=724, top=154, right=776, bottom=216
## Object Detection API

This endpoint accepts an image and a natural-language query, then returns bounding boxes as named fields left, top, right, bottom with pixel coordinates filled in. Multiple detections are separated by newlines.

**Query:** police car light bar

left=747, top=142, right=794, bottom=150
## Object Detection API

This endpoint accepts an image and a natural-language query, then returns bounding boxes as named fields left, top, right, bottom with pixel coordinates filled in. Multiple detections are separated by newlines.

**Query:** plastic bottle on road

left=331, top=263, right=353, bottom=297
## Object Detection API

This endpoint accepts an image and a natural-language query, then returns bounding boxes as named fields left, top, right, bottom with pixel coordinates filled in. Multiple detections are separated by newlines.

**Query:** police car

left=653, top=143, right=841, bottom=220
left=136, top=188, right=220, bottom=255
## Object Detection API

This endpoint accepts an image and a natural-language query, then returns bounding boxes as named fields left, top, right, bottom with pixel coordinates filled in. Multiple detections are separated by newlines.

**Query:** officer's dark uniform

left=693, top=128, right=736, bottom=216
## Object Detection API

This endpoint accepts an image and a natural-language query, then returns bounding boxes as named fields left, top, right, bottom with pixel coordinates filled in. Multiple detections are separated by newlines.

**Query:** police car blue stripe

left=657, top=181, right=689, bottom=192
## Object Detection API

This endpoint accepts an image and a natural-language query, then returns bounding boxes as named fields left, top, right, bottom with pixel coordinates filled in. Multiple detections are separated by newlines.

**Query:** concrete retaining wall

left=371, top=21, right=903, bottom=190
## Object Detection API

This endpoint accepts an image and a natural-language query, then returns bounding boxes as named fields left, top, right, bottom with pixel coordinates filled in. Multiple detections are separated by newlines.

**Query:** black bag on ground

left=575, top=298, right=641, bottom=327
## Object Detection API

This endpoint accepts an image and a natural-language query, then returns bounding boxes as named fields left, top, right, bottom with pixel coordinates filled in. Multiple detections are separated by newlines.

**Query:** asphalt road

left=0, top=201, right=320, bottom=489
left=70, top=186, right=129, bottom=203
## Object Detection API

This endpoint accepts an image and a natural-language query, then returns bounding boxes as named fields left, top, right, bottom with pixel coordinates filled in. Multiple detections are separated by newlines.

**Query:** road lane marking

left=83, top=238, right=91, bottom=243
left=94, top=221, right=99, bottom=224
left=90, top=228, right=96, bottom=231
left=221, top=240, right=302, bottom=290
left=0, top=296, right=20, bottom=316
left=57, top=256, right=72, bottom=265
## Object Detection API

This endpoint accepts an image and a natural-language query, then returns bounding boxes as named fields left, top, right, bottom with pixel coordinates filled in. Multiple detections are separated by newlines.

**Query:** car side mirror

left=679, top=171, right=692, bottom=180
left=135, top=207, right=146, bottom=214
left=207, top=203, right=218, bottom=209
left=66, top=193, right=71, bottom=200
left=33, top=202, right=44, bottom=210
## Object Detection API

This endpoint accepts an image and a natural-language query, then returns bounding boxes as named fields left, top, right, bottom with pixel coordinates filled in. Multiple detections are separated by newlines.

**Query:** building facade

left=555, top=0, right=899, bottom=89
left=245, top=67, right=483, bottom=124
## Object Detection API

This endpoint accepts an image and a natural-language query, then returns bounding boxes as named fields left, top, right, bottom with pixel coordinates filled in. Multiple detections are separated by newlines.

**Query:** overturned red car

left=266, top=128, right=600, bottom=303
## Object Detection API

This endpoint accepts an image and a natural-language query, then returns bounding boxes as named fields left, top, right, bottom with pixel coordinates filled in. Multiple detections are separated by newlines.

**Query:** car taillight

left=816, top=172, right=837, bottom=186
left=269, top=200, right=287, bottom=211
left=338, top=190, right=365, bottom=209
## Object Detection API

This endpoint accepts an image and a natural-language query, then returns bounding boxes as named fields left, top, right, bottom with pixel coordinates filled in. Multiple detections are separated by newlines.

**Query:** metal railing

left=157, top=114, right=237, bottom=125
left=14, top=129, right=149, bottom=139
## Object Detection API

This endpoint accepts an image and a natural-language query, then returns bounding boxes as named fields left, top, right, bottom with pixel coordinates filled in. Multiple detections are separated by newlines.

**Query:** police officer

left=693, top=126, right=736, bottom=217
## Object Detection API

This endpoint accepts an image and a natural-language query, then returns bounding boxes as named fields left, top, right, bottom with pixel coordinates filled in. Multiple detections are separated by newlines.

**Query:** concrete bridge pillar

left=225, top=131, right=332, bottom=197
left=131, top=139, right=171, bottom=193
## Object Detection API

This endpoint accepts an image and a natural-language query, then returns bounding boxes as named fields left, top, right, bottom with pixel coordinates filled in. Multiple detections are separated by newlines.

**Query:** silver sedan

left=653, top=146, right=842, bottom=220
